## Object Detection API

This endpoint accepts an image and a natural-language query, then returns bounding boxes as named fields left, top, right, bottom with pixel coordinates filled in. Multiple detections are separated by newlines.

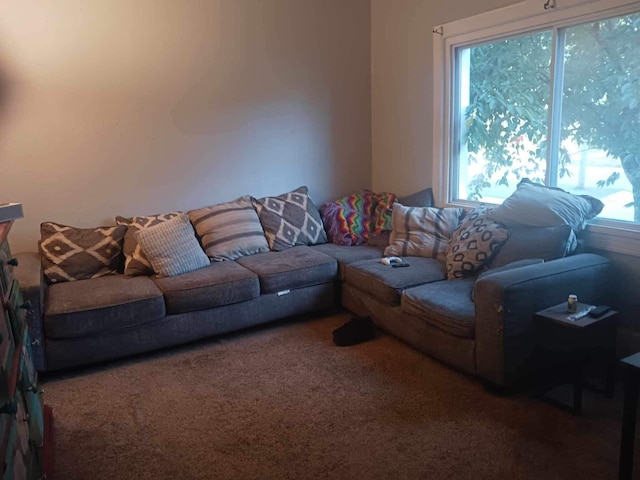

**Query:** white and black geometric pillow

left=252, top=186, right=328, bottom=251
left=116, top=212, right=181, bottom=276
left=40, top=222, right=127, bottom=283
left=445, top=208, right=509, bottom=280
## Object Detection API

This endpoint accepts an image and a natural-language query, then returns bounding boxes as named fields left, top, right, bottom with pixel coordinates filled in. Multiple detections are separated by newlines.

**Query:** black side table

left=619, top=352, right=640, bottom=480
left=534, top=302, right=618, bottom=415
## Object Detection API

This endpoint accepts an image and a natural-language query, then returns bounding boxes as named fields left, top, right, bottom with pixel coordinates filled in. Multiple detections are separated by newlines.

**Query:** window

left=433, top=0, right=640, bottom=254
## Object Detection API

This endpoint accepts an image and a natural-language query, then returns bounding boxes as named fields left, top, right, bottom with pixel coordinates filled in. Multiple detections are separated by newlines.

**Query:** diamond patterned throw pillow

left=445, top=207, right=509, bottom=280
left=40, top=222, right=127, bottom=283
left=253, top=186, right=327, bottom=251
left=116, top=212, right=181, bottom=276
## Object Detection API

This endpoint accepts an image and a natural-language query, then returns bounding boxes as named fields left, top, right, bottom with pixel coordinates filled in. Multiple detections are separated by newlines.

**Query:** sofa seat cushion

left=310, top=243, right=385, bottom=280
left=344, top=257, right=446, bottom=305
left=401, top=279, right=476, bottom=338
left=236, top=246, right=338, bottom=294
left=44, top=275, right=165, bottom=339
left=153, top=261, right=259, bottom=314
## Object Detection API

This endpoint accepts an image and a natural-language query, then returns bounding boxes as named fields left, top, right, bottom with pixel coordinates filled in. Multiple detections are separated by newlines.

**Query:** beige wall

left=0, top=0, right=371, bottom=252
left=370, top=0, right=520, bottom=196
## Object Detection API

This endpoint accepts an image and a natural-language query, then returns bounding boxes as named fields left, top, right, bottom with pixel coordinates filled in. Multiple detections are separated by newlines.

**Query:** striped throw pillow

left=135, top=214, right=210, bottom=277
left=188, top=196, right=269, bottom=261
left=384, top=204, right=463, bottom=260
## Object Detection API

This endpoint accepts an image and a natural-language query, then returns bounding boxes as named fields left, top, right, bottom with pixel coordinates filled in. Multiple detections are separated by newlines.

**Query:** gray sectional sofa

left=16, top=240, right=611, bottom=388
left=13, top=180, right=614, bottom=388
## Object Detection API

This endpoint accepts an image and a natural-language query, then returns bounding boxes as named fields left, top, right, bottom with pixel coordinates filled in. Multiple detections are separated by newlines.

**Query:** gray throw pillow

left=40, top=222, right=127, bottom=283
left=398, top=187, right=435, bottom=208
left=253, top=186, right=327, bottom=251
left=489, top=178, right=603, bottom=232
left=135, top=214, right=210, bottom=278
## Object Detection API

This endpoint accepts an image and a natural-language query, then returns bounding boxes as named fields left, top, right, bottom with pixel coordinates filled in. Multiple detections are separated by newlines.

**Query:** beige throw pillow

left=384, top=204, right=463, bottom=260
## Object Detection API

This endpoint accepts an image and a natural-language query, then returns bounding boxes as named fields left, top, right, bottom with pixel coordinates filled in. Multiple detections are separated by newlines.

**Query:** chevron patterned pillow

left=40, top=222, right=127, bottom=283
left=116, top=212, right=182, bottom=276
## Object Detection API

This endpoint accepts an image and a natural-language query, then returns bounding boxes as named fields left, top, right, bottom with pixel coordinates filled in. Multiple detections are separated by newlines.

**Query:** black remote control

left=589, top=305, right=611, bottom=318
left=392, top=263, right=410, bottom=268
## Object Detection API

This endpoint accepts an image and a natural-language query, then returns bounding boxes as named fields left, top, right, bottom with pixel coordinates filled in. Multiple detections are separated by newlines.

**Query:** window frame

left=432, top=0, right=640, bottom=256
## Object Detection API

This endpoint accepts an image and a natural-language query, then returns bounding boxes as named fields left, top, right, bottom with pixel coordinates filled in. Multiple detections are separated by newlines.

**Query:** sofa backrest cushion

left=253, top=186, right=328, bottom=251
left=445, top=207, right=509, bottom=280
left=135, top=214, right=210, bottom=278
left=489, top=224, right=576, bottom=268
left=189, top=196, right=269, bottom=261
left=384, top=204, right=463, bottom=260
left=116, top=212, right=182, bottom=276
left=40, top=222, right=127, bottom=283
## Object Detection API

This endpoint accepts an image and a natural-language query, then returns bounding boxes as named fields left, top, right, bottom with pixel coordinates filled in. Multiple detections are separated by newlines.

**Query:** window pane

left=455, top=31, right=552, bottom=203
left=558, top=13, right=640, bottom=224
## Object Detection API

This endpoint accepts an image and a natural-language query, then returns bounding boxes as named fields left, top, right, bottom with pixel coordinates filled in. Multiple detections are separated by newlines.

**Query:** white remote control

left=567, top=305, right=595, bottom=321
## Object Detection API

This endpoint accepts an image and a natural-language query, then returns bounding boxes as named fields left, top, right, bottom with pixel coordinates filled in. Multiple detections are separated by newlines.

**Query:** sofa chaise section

left=342, top=252, right=612, bottom=387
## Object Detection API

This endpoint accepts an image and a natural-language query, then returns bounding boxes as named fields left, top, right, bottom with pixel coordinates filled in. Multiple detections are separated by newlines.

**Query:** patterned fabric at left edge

left=252, top=186, right=328, bottom=251
left=40, top=222, right=127, bottom=283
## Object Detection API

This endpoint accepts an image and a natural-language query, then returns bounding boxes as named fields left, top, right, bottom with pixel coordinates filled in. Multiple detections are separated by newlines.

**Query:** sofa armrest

left=473, top=253, right=611, bottom=387
left=14, top=252, right=47, bottom=372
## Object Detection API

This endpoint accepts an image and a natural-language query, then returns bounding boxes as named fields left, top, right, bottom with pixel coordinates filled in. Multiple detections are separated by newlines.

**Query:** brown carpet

left=43, top=311, right=626, bottom=480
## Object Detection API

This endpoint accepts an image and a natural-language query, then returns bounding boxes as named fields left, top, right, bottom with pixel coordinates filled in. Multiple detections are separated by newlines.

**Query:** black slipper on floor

left=332, top=317, right=375, bottom=346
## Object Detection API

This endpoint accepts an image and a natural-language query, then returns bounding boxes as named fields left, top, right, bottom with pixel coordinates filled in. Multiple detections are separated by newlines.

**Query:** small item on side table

left=589, top=305, right=611, bottom=318
left=567, top=305, right=595, bottom=321
left=568, top=294, right=578, bottom=313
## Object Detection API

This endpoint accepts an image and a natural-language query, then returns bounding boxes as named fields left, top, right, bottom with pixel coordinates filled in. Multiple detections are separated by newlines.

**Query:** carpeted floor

left=42, top=311, right=626, bottom=480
